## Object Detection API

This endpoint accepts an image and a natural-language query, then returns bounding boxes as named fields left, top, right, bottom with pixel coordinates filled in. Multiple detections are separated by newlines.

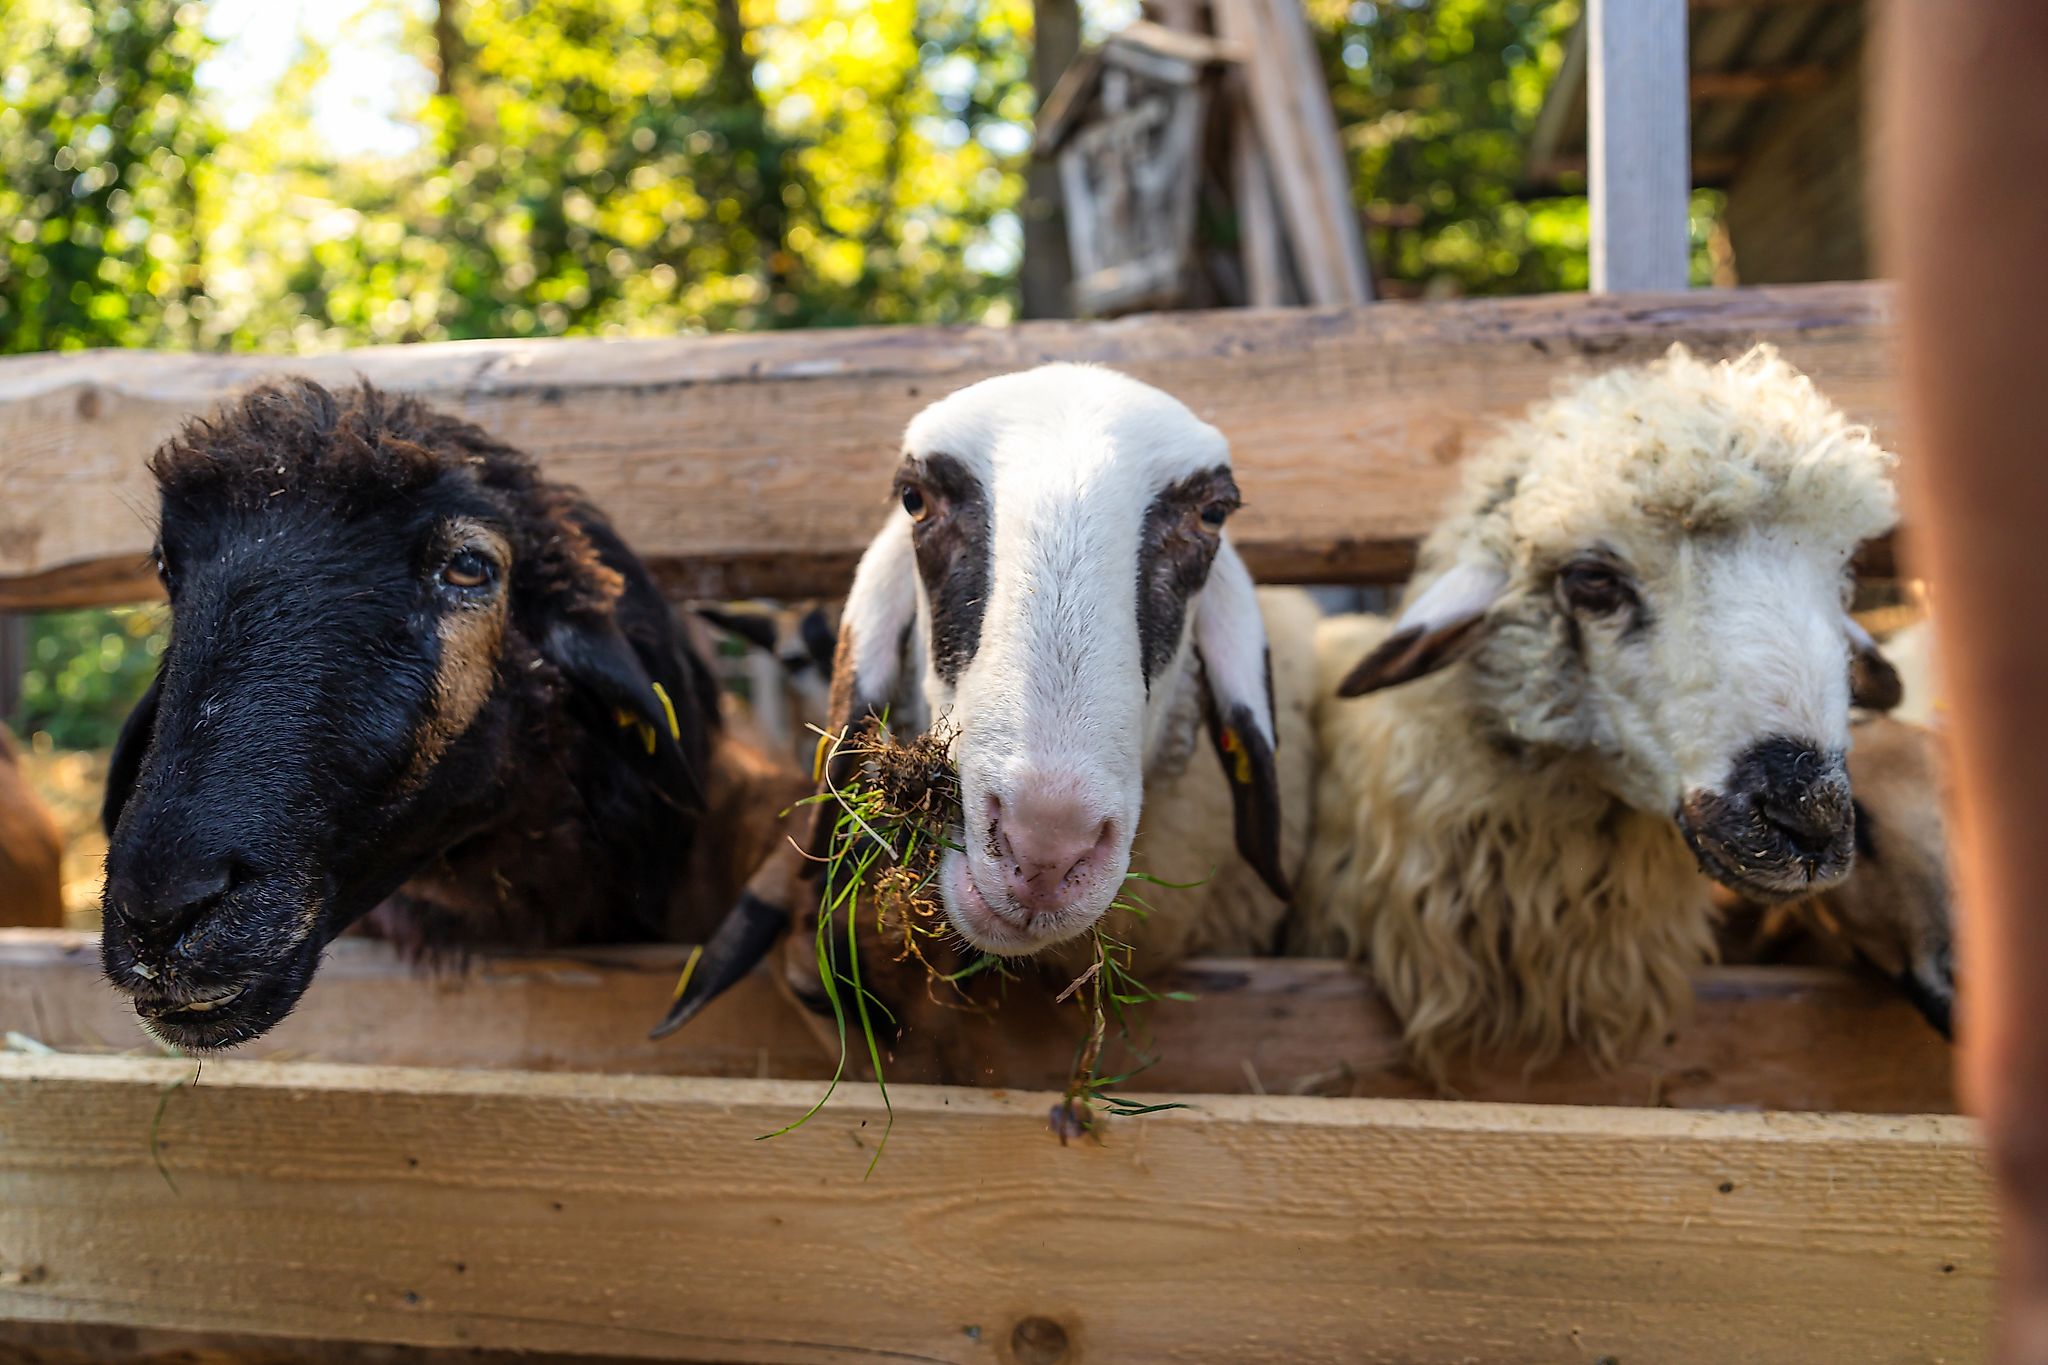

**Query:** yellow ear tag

left=1220, top=727, right=1253, bottom=784
left=812, top=730, right=831, bottom=785
left=651, top=682, right=682, bottom=742
left=669, top=943, right=705, bottom=1002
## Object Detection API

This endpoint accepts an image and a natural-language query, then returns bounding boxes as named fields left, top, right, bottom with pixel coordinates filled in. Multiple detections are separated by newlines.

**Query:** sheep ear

left=1194, top=539, right=1291, bottom=903
left=1337, top=558, right=1507, bottom=697
left=102, top=673, right=163, bottom=837
left=1846, top=617, right=1905, bottom=712
left=652, top=520, right=917, bottom=1042
left=694, top=604, right=781, bottom=655
left=543, top=616, right=705, bottom=813
left=804, top=519, right=918, bottom=865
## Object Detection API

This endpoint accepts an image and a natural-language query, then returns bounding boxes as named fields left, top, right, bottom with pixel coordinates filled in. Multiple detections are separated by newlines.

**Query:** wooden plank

left=0, top=1054, right=1993, bottom=1362
left=0, top=283, right=1898, bottom=610
left=1588, top=0, right=1692, bottom=291
left=1690, top=63, right=1834, bottom=101
left=0, top=1321, right=667, bottom=1365
left=0, top=932, right=1956, bottom=1113
left=1210, top=0, right=1371, bottom=305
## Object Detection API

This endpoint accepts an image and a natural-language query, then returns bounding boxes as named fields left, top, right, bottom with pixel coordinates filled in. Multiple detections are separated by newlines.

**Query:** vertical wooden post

left=1587, top=0, right=1690, bottom=293
left=0, top=615, right=24, bottom=726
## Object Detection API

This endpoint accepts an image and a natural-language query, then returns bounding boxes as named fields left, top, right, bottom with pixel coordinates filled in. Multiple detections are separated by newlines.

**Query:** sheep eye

left=1199, top=502, right=1231, bottom=529
left=900, top=483, right=930, bottom=522
left=441, top=551, right=496, bottom=591
left=154, top=550, right=174, bottom=593
left=1560, top=561, right=1631, bottom=616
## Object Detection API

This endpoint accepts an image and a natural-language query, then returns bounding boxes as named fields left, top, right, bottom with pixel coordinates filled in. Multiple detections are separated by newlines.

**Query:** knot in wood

left=1010, top=1315, right=1071, bottom=1364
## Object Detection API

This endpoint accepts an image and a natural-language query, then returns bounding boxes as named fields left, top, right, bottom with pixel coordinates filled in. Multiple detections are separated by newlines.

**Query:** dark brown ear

left=802, top=524, right=916, bottom=871
left=650, top=520, right=917, bottom=1043
left=1847, top=618, right=1905, bottom=712
left=103, top=674, right=163, bottom=836
left=1338, top=559, right=1507, bottom=698
left=1194, top=541, right=1290, bottom=901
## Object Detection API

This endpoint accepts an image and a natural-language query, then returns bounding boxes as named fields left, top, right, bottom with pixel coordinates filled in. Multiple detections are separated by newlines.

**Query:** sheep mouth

left=940, top=850, right=1098, bottom=956
left=112, top=942, right=322, bottom=1052
left=1676, top=805, right=1854, bottom=903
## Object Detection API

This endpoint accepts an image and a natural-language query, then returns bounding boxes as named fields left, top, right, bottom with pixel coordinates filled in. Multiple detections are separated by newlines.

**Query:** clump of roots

left=784, top=714, right=1194, bottom=1168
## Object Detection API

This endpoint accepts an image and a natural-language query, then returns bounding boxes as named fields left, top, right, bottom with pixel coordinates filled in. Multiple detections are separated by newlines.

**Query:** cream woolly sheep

left=1294, top=345, right=1902, bottom=1075
left=656, top=365, right=1316, bottom=1064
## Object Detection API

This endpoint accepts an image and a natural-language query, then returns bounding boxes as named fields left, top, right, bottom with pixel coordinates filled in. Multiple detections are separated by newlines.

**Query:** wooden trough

left=0, top=281, right=1993, bottom=1363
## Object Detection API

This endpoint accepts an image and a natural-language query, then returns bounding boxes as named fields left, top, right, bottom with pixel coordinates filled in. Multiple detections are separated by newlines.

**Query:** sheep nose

left=106, top=861, right=236, bottom=948
left=1746, top=739, right=1853, bottom=857
left=990, top=793, right=1117, bottom=915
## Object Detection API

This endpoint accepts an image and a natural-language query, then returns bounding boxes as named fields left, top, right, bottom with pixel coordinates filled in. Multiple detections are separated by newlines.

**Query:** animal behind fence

left=658, top=364, right=1317, bottom=1083
left=1295, top=344, right=1904, bottom=1078
left=97, top=378, right=803, bottom=1049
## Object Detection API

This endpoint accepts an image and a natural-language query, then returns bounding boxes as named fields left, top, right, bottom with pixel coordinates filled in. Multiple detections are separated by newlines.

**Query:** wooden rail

left=0, top=1054, right=1991, bottom=1364
left=0, top=932, right=1956, bottom=1113
left=0, top=283, right=1897, bottom=610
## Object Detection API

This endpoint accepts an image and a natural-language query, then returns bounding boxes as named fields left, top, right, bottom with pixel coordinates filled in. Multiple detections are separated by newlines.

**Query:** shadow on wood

left=0, top=931, right=1953, bottom=1113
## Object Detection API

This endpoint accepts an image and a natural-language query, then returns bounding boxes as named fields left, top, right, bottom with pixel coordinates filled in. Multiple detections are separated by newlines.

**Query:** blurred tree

left=15, top=608, right=165, bottom=751
left=0, top=0, right=216, bottom=352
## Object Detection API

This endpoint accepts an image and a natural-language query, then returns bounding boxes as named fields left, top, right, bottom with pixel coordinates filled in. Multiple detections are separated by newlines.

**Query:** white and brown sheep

left=1294, top=345, right=1901, bottom=1076
left=657, top=364, right=1316, bottom=1076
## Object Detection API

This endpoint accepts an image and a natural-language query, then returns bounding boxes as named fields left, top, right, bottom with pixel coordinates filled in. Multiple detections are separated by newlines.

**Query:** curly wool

left=1297, top=614, right=1711, bottom=1076
left=1296, top=345, right=1897, bottom=1079
left=1439, top=343, right=1896, bottom=580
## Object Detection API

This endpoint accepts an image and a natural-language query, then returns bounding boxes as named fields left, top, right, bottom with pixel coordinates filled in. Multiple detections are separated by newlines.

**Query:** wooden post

left=0, top=614, right=25, bottom=724
left=1021, top=0, right=1082, bottom=319
left=1587, top=0, right=1691, bottom=292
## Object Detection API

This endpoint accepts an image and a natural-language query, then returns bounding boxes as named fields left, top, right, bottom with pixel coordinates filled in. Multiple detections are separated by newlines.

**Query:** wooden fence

left=0, top=282, right=1894, bottom=610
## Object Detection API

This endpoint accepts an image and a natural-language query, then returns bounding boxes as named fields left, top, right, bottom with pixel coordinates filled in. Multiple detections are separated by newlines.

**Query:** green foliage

left=15, top=607, right=166, bottom=751
left=1316, top=0, right=1719, bottom=296
left=0, top=0, right=217, bottom=352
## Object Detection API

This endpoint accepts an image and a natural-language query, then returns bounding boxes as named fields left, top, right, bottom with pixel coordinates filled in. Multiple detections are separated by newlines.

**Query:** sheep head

left=1339, top=345, right=1899, bottom=904
left=100, top=379, right=708, bottom=1049
left=654, top=365, right=1285, bottom=1038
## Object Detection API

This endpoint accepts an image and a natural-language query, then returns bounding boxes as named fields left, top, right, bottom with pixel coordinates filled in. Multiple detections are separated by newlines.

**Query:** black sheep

left=99, top=378, right=799, bottom=1048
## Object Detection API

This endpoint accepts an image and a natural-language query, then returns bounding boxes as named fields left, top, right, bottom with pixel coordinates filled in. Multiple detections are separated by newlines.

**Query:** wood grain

left=0, top=931, right=1955, bottom=1113
left=0, top=283, right=1898, bottom=610
left=0, top=1054, right=1992, bottom=1363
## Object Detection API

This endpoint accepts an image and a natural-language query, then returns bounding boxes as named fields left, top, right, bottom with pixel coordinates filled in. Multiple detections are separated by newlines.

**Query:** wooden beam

left=0, top=931, right=1956, bottom=1112
left=1691, top=63, right=1835, bottom=101
left=0, top=283, right=1900, bottom=611
left=1689, top=0, right=1857, bottom=8
left=1589, top=0, right=1692, bottom=291
left=1526, top=151, right=1743, bottom=190
left=0, top=1054, right=1993, bottom=1362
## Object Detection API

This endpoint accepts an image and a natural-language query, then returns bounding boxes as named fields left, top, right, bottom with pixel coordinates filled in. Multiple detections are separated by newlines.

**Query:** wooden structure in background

left=1038, top=24, right=1230, bottom=315
left=1530, top=0, right=1872, bottom=286
left=1034, top=3, right=1371, bottom=315
left=0, top=281, right=1894, bottom=613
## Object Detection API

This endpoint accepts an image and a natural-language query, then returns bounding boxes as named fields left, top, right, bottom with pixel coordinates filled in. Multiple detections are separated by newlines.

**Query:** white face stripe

left=873, top=364, right=1271, bottom=950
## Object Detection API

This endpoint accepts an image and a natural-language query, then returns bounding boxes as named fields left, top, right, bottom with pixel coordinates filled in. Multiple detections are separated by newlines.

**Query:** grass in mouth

left=775, top=716, right=1196, bottom=1171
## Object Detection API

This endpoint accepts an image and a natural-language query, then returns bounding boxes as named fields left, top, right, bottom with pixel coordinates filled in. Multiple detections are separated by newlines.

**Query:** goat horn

left=649, top=889, right=790, bottom=1040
